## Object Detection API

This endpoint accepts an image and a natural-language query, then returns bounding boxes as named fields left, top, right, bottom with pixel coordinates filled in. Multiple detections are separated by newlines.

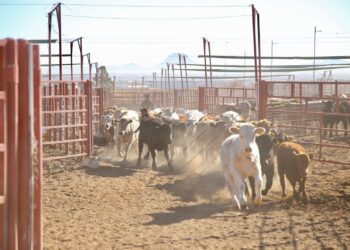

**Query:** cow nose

left=245, top=147, right=252, bottom=153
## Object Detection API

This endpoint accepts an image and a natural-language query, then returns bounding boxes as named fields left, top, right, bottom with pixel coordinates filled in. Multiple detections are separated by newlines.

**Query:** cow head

left=115, top=118, right=133, bottom=136
left=322, top=100, right=335, bottom=113
left=293, top=152, right=313, bottom=176
left=102, top=114, right=113, bottom=131
left=229, top=123, right=265, bottom=156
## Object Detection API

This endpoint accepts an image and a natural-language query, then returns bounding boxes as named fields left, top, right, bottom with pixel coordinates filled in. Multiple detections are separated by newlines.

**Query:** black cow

left=323, top=100, right=350, bottom=137
left=248, top=133, right=274, bottom=198
left=136, top=118, right=172, bottom=170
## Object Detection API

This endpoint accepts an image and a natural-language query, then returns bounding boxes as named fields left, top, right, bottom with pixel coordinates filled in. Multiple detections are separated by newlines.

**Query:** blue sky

left=1, top=0, right=350, bottom=72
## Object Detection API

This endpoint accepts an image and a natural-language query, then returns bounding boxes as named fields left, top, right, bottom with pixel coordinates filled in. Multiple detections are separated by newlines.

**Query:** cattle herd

left=98, top=97, right=348, bottom=210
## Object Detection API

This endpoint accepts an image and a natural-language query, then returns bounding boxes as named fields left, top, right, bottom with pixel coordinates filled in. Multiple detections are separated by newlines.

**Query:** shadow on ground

left=144, top=202, right=230, bottom=225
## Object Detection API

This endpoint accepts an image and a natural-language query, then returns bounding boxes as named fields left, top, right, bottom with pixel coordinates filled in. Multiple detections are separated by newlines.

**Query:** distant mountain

left=154, top=53, right=198, bottom=69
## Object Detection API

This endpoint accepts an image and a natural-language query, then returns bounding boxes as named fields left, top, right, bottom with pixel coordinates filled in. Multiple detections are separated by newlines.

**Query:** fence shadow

left=84, top=165, right=137, bottom=178
left=155, top=170, right=226, bottom=202
left=144, top=202, right=230, bottom=226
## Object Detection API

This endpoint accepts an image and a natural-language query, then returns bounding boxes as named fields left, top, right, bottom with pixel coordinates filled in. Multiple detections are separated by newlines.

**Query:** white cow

left=114, top=110, right=139, bottom=161
left=219, top=110, right=242, bottom=125
left=220, top=123, right=265, bottom=210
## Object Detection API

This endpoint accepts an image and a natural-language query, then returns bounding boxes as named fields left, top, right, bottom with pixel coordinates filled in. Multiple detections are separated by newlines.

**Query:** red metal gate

left=41, top=80, right=93, bottom=161
left=92, top=87, right=104, bottom=132
left=0, top=39, right=42, bottom=250
left=259, top=80, right=350, bottom=164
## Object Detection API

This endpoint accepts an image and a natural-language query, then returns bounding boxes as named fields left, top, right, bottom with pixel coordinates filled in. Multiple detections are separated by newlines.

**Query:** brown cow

left=277, top=142, right=313, bottom=203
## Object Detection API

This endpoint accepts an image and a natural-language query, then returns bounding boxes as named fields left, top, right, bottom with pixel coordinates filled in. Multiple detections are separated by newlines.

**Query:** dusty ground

left=43, top=146, right=350, bottom=250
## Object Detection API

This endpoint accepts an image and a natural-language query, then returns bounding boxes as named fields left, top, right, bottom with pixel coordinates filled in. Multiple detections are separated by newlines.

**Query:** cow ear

left=229, top=126, right=239, bottom=134
left=114, top=119, right=120, bottom=123
left=128, top=119, right=133, bottom=124
left=254, top=127, right=266, bottom=136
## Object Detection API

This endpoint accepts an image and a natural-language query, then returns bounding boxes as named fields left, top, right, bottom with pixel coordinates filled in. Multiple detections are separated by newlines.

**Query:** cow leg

left=144, top=148, right=150, bottom=160
left=342, top=118, right=348, bottom=136
left=150, top=149, right=157, bottom=170
left=229, top=166, right=248, bottom=209
left=292, top=181, right=299, bottom=201
left=137, top=140, right=144, bottom=168
left=253, top=171, right=263, bottom=206
left=222, top=164, right=241, bottom=209
left=123, top=142, right=131, bottom=162
left=329, top=122, right=334, bottom=137
left=170, top=144, right=175, bottom=161
left=183, top=146, right=188, bottom=158
left=117, top=139, right=123, bottom=157
left=248, top=177, right=256, bottom=201
left=299, top=177, right=309, bottom=204
left=262, top=163, right=274, bottom=196
left=164, top=144, right=173, bottom=170
left=278, top=168, right=286, bottom=197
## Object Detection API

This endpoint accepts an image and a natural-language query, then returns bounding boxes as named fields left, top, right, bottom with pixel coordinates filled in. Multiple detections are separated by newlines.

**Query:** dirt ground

left=43, top=146, right=350, bottom=250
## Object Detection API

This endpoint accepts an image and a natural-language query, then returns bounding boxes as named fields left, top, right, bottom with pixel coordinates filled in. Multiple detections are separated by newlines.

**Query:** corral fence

left=105, top=86, right=255, bottom=113
left=41, top=80, right=93, bottom=162
left=105, top=81, right=350, bottom=164
left=0, top=39, right=42, bottom=249
left=259, top=80, right=350, bottom=164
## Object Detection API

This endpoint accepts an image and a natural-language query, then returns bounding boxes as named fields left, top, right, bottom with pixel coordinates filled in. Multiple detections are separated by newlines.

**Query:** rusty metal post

left=48, top=13, right=52, bottom=81
left=86, top=81, right=92, bottom=156
left=171, top=64, right=175, bottom=90
left=178, top=54, right=184, bottom=89
left=167, top=63, right=171, bottom=92
left=57, top=3, right=62, bottom=80
left=32, top=44, right=42, bottom=250
left=70, top=41, right=73, bottom=80
left=18, top=40, right=32, bottom=250
left=252, top=5, right=258, bottom=84
left=198, top=87, right=205, bottom=111
left=183, top=55, right=189, bottom=90
left=0, top=39, right=8, bottom=250
left=203, top=37, right=208, bottom=88
left=5, top=38, right=19, bottom=250
left=258, top=80, right=268, bottom=120
left=257, top=12, right=262, bottom=82
left=208, top=41, right=213, bottom=88
left=78, top=38, right=83, bottom=80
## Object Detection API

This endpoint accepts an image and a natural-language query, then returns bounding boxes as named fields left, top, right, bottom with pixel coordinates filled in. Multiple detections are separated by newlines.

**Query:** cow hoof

left=302, top=192, right=309, bottom=204
left=152, top=163, right=157, bottom=171
left=137, top=159, right=141, bottom=168
left=282, top=192, right=287, bottom=198
left=262, top=189, right=268, bottom=196
left=253, top=196, right=262, bottom=206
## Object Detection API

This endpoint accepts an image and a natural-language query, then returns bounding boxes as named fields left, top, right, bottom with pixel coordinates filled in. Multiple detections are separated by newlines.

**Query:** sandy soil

left=43, top=146, right=350, bottom=250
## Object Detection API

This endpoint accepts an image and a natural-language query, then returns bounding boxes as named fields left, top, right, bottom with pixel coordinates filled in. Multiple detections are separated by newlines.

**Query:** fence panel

left=41, top=80, right=92, bottom=161
left=199, top=86, right=256, bottom=115
left=0, top=38, right=42, bottom=250
left=262, top=80, right=350, bottom=164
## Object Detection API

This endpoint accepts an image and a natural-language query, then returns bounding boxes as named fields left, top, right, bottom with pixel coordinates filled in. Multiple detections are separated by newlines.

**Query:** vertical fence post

left=5, top=39, right=19, bottom=250
left=198, top=87, right=205, bottom=111
left=258, top=80, right=268, bottom=120
left=32, top=44, right=42, bottom=250
left=86, top=81, right=92, bottom=156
